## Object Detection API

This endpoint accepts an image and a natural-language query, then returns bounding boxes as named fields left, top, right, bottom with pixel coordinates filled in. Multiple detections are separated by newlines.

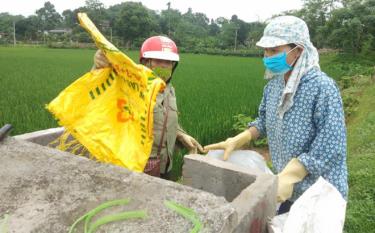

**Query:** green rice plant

left=164, top=200, right=202, bottom=233
left=69, top=198, right=147, bottom=233
left=0, top=47, right=266, bottom=144
left=173, top=53, right=266, bottom=145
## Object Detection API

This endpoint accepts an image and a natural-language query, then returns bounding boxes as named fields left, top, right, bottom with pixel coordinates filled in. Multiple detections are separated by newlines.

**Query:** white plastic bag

left=269, top=177, right=347, bottom=233
left=206, top=149, right=273, bottom=174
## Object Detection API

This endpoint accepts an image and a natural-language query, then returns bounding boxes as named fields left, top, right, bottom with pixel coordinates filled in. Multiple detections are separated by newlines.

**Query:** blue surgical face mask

left=263, top=47, right=298, bottom=75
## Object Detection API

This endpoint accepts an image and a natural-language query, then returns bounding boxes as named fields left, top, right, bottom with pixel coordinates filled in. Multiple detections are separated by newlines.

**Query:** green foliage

left=83, top=0, right=108, bottom=28
left=0, top=13, right=24, bottom=44
left=179, top=47, right=263, bottom=57
left=344, top=82, right=375, bottom=233
left=232, top=114, right=254, bottom=132
left=361, top=34, right=375, bottom=56
left=320, top=52, right=375, bottom=80
left=0, top=1, right=267, bottom=53
left=68, top=198, right=147, bottom=233
left=295, top=0, right=375, bottom=54
left=164, top=200, right=202, bottom=233
left=231, top=114, right=268, bottom=147
left=159, top=9, right=182, bottom=37
left=1, top=0, right=374, bottom=54
left=173, top=53, right=266, bottom=145
left=341, top=88, right=360, bottom=118
left=113, top=2, right=156, bottom=48
left=0, top=47, right=266, bottom=145
left=35, top=1, right=62, bottom=31
left=321, top=52, right=375, bottom=119
left=340, top=74, right=374, bottom=118
left=318, top=53, right=375, bottom=232
left=0, top=47, right=94, bottom=135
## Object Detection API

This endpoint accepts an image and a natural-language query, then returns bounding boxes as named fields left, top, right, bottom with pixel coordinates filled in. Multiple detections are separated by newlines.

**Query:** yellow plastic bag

left=46, top=13, right=165, bottom=172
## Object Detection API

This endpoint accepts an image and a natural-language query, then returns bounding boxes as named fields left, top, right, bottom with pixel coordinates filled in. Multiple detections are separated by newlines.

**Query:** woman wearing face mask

left=94, top=36, right=204, bottom=178
left=204, top=16, right=348, bottom=214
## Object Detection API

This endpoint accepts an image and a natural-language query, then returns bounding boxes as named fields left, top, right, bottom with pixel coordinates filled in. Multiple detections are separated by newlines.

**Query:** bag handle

left=156, top=93, right=170, bottom=159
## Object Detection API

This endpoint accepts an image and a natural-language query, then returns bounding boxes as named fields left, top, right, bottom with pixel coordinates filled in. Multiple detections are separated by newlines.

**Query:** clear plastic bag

left=206, top=149, right=273, bottom=174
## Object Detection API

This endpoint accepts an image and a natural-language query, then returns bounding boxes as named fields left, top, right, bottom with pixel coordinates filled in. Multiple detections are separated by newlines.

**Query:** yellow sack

left=47, top=13, right=165, bottom=172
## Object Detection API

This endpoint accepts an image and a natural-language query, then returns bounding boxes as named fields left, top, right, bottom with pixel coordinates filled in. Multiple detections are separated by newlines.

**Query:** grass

left=315, top=52, right=375, bottom=232
left=344, top=80, right=375, bottom=233
left=319, top=52, right=375, bottom=232
left=173, top=53, right=265, bottom=144
left=0, top=47, right=95, bottom=134
left=319, top=52, right=375, bottom=79
left=0, top=47, right=266, bottom=144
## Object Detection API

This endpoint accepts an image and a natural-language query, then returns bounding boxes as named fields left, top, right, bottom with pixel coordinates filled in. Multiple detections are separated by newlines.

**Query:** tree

left=0, top=13, right=24, bottom=43
left=85, top=0, right=104, bottom=10
left=220, top=21, right=238, bottom=49
left=16, top=16, right=40, bottom=41
left=282, top=0, right=375, bottom=53
left=84, top=0, right=108, bottom=27
left=246, top=22, right=266, bottom=48
left=324, top=0, right=375, bottom=53
left=114, top=2, right=156, bottom=48
left=230, top=15, right=250, bottom=47
left=208, top=19, right=220, bottom=36
left=160, top=8, right=182, bottom=37
left=35, top=1, right=62, bottom=31
left=295, top=0, right=342, bottom=46
left=62, top=10, right=76, bottom=28
left=176, top=9, right=209, bottom=40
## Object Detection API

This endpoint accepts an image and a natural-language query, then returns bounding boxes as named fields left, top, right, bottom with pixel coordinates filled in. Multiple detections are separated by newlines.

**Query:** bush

left=47, top=42, right=96, bottom=49
left=179, top=47, right=263, bottom=57
left=232, top=114, right=267, bottom=147
left=339, top=74, right=374, bottom=119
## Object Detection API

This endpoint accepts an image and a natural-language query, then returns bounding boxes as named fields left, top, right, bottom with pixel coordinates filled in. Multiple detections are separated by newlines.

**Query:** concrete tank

left=0, top=128, right=278, bottom=232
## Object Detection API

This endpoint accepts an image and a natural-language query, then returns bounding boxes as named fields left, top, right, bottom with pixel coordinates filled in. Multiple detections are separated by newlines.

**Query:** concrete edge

left=231, top=174, right=278, bottom=233
left=184, top=154, right=264, bottom=176
left=14, top=127, right=64, bottom=146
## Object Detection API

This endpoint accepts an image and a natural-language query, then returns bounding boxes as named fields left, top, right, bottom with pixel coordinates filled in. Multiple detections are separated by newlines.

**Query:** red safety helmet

left=140, top=36, right=179, bottom=63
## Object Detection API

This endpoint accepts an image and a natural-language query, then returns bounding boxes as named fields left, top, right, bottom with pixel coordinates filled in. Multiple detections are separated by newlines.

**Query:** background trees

left=0, top=0, right=373, bottom=54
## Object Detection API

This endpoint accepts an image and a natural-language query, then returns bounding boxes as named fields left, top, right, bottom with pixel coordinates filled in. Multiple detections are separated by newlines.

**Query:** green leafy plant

left=232, top=114, right=267, bottom=147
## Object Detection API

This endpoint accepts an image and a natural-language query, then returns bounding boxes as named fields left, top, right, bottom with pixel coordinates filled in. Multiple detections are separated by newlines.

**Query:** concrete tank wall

left=183, top=155, right=277, bottom=233
left=8, top=128, right=278, bottom=232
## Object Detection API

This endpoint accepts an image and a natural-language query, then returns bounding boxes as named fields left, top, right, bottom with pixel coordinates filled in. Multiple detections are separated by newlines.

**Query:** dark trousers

left=277, top=200, right=294, bottom=215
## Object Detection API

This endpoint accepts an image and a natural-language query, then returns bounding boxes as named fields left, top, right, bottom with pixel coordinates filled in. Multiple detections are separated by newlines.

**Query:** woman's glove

left=277, top=158, right=308, bottom=202
left=204, top=129, right=252, bottom=160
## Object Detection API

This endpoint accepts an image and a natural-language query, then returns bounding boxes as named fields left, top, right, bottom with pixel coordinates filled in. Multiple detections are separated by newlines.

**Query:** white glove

left=93, top=49, right=110, bottom=69
left=177, top=132, right=204, bottom=154
left=277, top=158, right=308, bottom=202
left=204, top=129, right=252, bottom=160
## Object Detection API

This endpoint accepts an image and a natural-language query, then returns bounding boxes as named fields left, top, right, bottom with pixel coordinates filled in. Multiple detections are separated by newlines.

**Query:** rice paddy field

left=0, top=46, right=266, bottom=144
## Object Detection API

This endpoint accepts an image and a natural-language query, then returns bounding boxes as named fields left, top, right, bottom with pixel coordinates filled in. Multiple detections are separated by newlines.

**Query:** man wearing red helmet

left=93, top=36, right=204, bottom=178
